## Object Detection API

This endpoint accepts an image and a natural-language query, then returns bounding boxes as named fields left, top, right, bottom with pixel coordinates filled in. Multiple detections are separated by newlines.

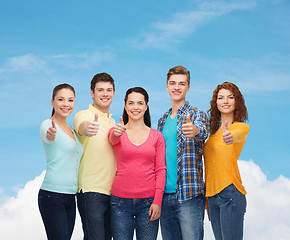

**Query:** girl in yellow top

left=204, top=82, right=249, bottom=240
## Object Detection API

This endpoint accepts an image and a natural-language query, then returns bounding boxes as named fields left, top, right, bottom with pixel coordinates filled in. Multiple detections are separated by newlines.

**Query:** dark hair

left=167, top=65, right=190, bottom=85
left=208, top=82, right=248, bottom=134
left=51, top=83, right=75, bottom=117
left=90, top=72, right=115, bottom=92
left=122, top=87, right=151, bottom=128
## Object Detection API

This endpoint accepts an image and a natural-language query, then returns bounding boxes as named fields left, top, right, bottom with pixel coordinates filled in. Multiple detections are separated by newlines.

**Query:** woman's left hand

left=148, top=203, right=161, bottom=222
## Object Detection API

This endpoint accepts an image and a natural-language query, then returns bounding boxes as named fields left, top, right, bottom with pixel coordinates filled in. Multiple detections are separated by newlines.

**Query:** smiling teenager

left=108, top=87, right=166, bottom=240
left=158, top=66, right=208, bottom=240
left=38, top=84, right=83, bottom=240
left=74, top=73, right=116, bottom=240
left=204, top=82, right=249, bottom=240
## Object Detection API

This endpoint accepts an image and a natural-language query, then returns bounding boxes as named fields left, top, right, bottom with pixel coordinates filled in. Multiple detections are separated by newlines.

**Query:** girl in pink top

left=108, top=87, right=166, bottom=240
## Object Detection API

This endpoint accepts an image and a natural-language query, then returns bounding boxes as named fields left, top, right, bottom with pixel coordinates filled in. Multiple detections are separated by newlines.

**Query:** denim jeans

left=38, top=189, right=76, bottom=240
left=208, top=184, right=246, bottom=240
left=110, top=195, right=159, bottom=240
left=160, top=193, right=205, bottom=240
left=77, top=191, right=111, bottom=240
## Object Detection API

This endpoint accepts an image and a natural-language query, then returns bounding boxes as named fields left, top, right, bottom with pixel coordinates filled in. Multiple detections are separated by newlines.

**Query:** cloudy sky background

left=1, top=0, right=290, bottom=239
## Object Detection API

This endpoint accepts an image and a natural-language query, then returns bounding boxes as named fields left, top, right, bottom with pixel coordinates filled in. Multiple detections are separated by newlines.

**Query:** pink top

left=108, top=128, right=166, bottom=206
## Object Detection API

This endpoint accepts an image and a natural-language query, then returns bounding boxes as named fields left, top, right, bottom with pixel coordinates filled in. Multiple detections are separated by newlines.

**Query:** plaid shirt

left=157, top=101, right=208, bottom=203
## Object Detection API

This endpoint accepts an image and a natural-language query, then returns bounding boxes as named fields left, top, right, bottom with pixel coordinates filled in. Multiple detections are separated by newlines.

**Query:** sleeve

left=40, top=120, right=54, bottom=144
left=231, top=123, right=250, bottom=143
left=74, top=111, right=89, bottom=136
left=108, top=127, right=121, bottom=145
left=193, top=109, right=209, bottom=141
left=153, top=132, right=166, bottom=206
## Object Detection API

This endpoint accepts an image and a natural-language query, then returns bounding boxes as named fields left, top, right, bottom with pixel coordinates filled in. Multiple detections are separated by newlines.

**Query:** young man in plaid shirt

left=157, top=66, right=208, bottom=240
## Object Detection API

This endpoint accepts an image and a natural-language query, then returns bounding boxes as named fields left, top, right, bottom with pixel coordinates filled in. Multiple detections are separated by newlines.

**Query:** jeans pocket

left=110, top=195, right=121, bottom=206
left=39, top=189, right=64, bottom=199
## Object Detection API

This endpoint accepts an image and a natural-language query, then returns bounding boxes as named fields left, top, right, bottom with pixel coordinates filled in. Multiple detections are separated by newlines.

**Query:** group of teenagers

left=38, top=65, right=250, bottom=240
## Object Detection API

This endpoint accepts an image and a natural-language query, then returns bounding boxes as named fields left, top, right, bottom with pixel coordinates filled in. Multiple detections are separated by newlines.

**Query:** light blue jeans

left=160, top=193, right=205, bottom=240
left=110, top=195, right=159, bottom=240
left=208, top=184, right=247, bottom=240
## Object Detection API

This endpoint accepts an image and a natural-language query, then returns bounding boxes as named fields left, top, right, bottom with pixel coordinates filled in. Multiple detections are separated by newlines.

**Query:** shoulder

left=232, top=122, right=250, bottom=130
left=150, top=129, right=165, bottom=141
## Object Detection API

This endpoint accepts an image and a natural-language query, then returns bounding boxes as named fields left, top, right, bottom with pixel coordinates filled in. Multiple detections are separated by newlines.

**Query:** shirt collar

left=89, top=104, right=112, bottom=118
left=178, top=101, right=190, bottom=113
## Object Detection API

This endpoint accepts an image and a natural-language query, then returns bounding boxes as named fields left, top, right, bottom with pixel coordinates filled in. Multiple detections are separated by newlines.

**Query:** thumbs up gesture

left=114, top=116, right=126, bottom=137
left=222, top=122, right=233, bottom=145
left=182, top=113, right=199, bottom=138
left=47, top=119, right=57, bottom=141
left=87, top=113, right=100, bottom=137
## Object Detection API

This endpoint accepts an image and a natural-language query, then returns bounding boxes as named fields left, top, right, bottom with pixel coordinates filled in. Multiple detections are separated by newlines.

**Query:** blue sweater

left=40, top=119, right=83, bottom=194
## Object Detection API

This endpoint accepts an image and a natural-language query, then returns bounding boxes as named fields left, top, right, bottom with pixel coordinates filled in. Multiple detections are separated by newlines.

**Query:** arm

left=108, top=127, right=122, bottom=145
left=223, top=123, right=250, bottom=145
left=193, top=109, right=208, bottom=141
left=153, top=132, right=166, bottom=206
left=74, top=112, right=99, bottom=137
left=149, top=132, right=166, bottom=221
left=40, top=119, right=56, bottom=144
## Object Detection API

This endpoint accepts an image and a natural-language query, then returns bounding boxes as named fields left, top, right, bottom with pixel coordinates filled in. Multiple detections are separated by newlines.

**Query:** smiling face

left=91, top=81, right=115, bottom=113
left=166, top=74, right=190, bottom=104
left=216, top=88, right=236, bottom=115
left=125, top=92, right=148, bottom=122
left=51, top=88, right=75, bottom=118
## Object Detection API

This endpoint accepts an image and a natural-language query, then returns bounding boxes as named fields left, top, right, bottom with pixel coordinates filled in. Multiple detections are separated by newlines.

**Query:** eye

left=69, top=99, right=74, bottom=102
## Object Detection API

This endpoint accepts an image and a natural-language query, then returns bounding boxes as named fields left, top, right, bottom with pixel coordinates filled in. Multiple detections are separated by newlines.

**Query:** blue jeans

left=38, top=189, right=76, bottom=240
left=160, top=193, right=205, bottom=240
left=208, top=184, right=246, bottom=240
left=77, top=191, right=111, bottom=240
left=110, top=195, right=159, bottom=240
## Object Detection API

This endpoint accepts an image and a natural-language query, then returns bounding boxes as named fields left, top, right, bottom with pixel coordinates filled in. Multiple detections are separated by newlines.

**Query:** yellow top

left=74, top=104, right=116, bottom=195
left=203, top=122, right=250, bottom=197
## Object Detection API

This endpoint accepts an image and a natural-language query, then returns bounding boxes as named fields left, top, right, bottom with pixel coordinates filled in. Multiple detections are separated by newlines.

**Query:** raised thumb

left=94, top=113, right=98, bottom=122
left=120, top=116, right=124, bottom=125
left=51, top=119, right=56, bottom=128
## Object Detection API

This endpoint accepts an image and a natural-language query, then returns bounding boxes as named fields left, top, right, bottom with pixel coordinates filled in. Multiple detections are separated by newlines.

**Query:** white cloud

left=1, top=160, right=290, bottom=240
left=130, top=1, right=256, bottom=49
left=0, top=54, right=48, bottom=73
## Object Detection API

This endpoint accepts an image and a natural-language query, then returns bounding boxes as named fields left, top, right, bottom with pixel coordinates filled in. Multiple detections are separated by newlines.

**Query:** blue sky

left=0, top=0, right=290, bottom=198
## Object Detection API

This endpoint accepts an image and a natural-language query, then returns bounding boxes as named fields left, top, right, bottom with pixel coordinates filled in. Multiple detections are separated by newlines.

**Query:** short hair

left=90, top=72, right=115, bottom=92
left=167, top=66, right=190, bottom=85
left=122, top=87, right=151, bottom=128
left=208, top=82, right=248, bottom=134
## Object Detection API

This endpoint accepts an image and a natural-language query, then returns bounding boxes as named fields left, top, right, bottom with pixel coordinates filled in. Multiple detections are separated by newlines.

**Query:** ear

left=51, top=99, right=54, bottom=107
left=90, top=90, right=94, bottom=99
left=165, top=84, right=169, bottom=92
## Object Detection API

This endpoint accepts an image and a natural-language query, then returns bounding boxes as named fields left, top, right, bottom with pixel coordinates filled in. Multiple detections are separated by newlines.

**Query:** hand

left=222, top=122, right=233, bottom=145
left=182, top=113, right=199, bottom=138
left=86, top=113, right=99, bottom=137
left=148, top=204, right=161, bottom=222
left=114, top=116, right=126, bottom=137
left=47, top=119, right=56, bottom=141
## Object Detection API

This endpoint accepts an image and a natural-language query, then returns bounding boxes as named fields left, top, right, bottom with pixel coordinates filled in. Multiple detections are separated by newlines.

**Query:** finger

left=51, top=119, right=56, bottom=129
left=120, top=116, right=124, bottom=125
left=94, top=113, right=98, bottom=122
left=186, top=113, right=191, bottom=123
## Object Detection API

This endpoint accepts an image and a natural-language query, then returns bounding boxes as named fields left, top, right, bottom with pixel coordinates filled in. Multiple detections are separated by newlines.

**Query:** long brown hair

left=51, top=83, right=75, bottom=117
left=208, top=82, right=248, bottom=134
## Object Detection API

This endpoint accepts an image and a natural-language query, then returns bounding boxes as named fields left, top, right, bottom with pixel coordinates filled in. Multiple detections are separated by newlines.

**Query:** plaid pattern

left=158, top=101, right=208, bottom=203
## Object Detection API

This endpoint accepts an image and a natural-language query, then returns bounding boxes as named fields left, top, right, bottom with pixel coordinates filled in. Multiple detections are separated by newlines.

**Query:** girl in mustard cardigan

left=203, top=82, right=249, bottom=240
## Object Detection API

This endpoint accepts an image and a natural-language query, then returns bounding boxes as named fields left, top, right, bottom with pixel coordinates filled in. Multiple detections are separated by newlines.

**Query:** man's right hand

left=86, top=113, right=99, bottom=137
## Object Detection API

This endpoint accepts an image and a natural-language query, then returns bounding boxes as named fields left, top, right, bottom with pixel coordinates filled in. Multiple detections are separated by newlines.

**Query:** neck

left=92, top=103, right=110, bottom=114
left=170, top=99, right=186, bottom=117
left=51, top=114, right=67, bottom=125
left=220, top=113, right=234, bottom=125
left=126, top=119, right=147, bottom=129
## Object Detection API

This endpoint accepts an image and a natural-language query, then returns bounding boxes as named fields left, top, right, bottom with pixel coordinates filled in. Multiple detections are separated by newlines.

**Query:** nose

left=224, top=97, right=229, bottom=103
